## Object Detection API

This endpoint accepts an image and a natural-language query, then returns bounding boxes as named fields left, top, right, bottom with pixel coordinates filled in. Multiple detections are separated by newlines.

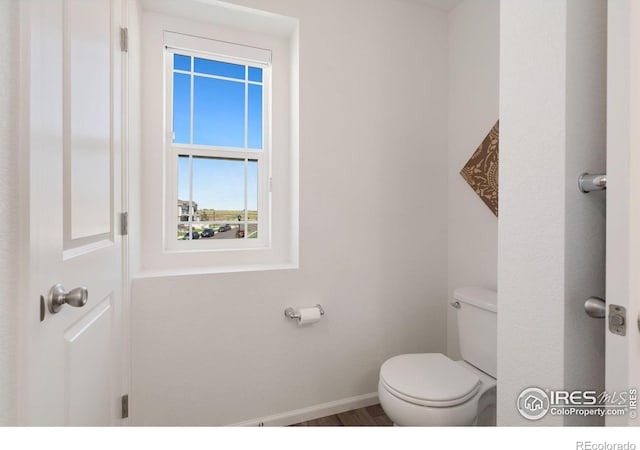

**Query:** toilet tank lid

left=453, top=287, right=497, bottom=312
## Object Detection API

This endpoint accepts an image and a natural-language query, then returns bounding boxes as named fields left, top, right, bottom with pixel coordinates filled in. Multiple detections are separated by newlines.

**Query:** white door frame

left=0, top=0, right=21, bottom=426
left=606, top=0, right=640, bottom=426
left=120, top=0, right=132, bottom=424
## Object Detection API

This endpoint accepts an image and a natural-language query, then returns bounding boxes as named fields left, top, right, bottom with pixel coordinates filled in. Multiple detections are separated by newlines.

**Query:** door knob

left=48, top=284, right=88, bottom=314
left=584, top=296, right=606, bottom=319
left=578, top=173, right=607, bottom=193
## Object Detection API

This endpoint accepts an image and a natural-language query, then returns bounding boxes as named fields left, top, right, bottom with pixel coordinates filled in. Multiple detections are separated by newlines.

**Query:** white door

left=19, top=0, right=126, bottom=425
left=606, top=0, right=640, bottom=427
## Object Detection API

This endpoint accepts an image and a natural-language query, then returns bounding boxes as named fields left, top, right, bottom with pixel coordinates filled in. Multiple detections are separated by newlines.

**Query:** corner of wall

left=446, top=0, right=500, bottom=361
left=497, top=0, right=607, bottom=425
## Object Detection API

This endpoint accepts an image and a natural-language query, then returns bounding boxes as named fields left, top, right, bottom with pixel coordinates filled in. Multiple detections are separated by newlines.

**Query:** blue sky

left=178, top=156, right=258, bottom=212
left=174, top=54, right=262, bottom=212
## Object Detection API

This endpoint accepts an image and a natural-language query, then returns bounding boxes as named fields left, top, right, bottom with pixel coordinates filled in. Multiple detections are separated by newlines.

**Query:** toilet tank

left=454, top=287, right=497, bottom=378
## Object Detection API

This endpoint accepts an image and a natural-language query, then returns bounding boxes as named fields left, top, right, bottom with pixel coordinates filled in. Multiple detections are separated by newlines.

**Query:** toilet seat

left=380, top=353, right=480, bottom=407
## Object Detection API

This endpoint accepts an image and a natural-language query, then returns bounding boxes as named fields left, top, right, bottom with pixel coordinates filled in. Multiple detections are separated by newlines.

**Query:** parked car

left=218, top=224, right=231, bottom=232
left=201, top=228, right=215, bottom=238
left=181, top=231, right=200, bottom=240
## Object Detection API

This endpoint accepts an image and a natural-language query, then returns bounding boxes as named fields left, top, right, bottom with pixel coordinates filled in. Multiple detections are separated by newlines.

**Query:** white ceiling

left=414, top=0, right=464, bottom=12
left=142, top=0, right=466, bottom=20
left=140, top=0, right=297, bottom=37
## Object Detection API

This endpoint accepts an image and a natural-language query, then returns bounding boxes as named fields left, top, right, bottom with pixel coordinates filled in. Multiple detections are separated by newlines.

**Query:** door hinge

left=120, top=212, right=128, bottom=236
left=120, top=27, right=128, bottom=53
left=121, top=394, right=129, bottom=419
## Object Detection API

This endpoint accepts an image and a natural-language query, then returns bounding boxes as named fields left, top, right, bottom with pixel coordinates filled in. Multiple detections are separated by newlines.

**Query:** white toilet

left=378, top=287, right=497, bottom=426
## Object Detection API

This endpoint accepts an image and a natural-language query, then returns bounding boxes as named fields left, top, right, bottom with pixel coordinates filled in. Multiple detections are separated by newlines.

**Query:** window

left=164, top=32, right=271, bottom=250
left=138, top=18, right=297, bottom=275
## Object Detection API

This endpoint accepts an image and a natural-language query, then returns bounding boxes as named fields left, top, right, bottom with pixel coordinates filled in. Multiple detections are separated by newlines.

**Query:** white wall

left=446, top=0, right=499, bottom=360
left=130, top=0, right=449, bottom=425
left=498, top=0, right=606, bottom=426
left=0, top=0, right=19, bottom=426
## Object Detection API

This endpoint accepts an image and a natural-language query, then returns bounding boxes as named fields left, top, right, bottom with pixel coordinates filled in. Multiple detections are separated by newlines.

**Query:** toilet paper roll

left=296, top=307, right=322, bottom=326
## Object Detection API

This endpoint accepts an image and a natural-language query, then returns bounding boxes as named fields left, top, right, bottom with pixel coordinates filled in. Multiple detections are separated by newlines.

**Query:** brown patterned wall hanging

left=460, top=120, right=499, bottom=217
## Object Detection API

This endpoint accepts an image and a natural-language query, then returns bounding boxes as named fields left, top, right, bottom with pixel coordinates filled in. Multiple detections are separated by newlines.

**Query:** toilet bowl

left=378, top=287, right=497, bottom=426
left=379, top=353, right=496, bottom=426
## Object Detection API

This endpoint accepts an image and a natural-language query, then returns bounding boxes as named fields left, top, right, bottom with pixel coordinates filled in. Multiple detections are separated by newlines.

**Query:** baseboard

left=229, top=392, right=380, bottom=427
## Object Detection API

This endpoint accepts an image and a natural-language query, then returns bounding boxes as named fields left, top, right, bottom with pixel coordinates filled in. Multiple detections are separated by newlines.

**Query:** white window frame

left=163, top=32, right=272, bottom=252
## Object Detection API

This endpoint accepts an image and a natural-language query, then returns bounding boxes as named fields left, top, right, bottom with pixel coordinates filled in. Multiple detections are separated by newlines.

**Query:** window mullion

left=244, top=159, right=248, bottom=239
left=173, top=69, right=251, bottom=85
left=189, top=59, right=194, bottom=145
left=188, top=155, right=193, bottom=238
left=244, top=66, right=249, bottom=150
left=174, top=146, right=261, bottom=161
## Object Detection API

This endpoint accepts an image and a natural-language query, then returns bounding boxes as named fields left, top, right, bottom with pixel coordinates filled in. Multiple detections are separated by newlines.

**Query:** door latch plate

left=121, top=394, right=129, bottom=419
left=609, top=304, right=626, bottom=336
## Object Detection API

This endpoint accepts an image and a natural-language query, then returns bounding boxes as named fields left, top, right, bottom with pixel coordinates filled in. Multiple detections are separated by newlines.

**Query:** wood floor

left=292, top=404, right=393, bottom=426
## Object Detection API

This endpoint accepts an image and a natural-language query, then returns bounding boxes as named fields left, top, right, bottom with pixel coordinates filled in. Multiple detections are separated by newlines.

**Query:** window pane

left=193, top=76, right=245, bottom=147
left=177, top=155, right=193, bottom=242
left=173, top=73, right=191, bottom=144
left=248, top=67, right=263, bottom=82
left=248, top=84, right=263, bottom=149
left=177, top=155, right=190, bottom=222
left=174, top=54, right=191, bottom=71
left=248, top=160, right=258, bottom=221
left=247, top=223, right=258, bottom=239
left=192, top=157, right=245, bottom=221
left=209, top=223, right=245, bottom=239
left=194, top=57, right=245, bottom=80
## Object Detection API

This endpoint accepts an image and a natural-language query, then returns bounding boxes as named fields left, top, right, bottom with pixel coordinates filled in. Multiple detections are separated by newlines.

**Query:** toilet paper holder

left=284, top=304, right=325, bottom=320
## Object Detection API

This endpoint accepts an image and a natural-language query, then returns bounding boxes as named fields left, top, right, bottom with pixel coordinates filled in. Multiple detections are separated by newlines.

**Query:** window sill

left=133, top=262, right=298, bottom=279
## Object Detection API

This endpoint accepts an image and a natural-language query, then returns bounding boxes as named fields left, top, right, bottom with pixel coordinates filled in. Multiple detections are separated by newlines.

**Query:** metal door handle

left=578, top=173, right=607, bottom=193
left=48, top=284, right=88, bottom=314
left=584, top=296, right=606, bottom=319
